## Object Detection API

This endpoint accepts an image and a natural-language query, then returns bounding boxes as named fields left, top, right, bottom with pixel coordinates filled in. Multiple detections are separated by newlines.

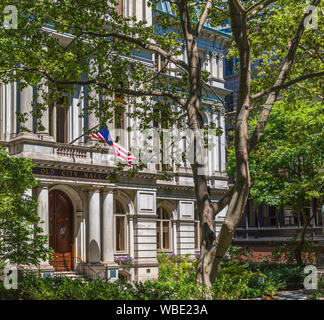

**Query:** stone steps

left=50, top=271, right=88, bottom=282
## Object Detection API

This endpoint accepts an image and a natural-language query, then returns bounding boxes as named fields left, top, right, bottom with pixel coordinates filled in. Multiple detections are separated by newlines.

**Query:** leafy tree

left=0, top=0, right=323, bottom=286
left=0, top=148, right=52, bottom=268
left=249, top=99, right=323, bottom=265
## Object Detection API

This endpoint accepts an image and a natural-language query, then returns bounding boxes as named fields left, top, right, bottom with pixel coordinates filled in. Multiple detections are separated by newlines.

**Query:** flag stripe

left=89, top=129, right=136, bottom=166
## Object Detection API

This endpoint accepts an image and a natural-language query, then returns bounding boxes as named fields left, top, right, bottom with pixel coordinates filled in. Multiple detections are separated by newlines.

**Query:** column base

left=16, top=131, right=38, bottom=140
left=35, top=133, right=55, bottom=142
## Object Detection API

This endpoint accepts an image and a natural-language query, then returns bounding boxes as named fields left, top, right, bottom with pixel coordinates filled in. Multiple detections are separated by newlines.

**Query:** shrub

left=247, top=261, right=304, bottom=290
left=212, top=262, right=277, bottom=300
left=2, top=251, right=307, bottom=300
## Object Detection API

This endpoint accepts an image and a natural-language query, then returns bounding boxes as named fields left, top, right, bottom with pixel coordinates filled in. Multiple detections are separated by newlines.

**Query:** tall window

left=114, top=107, right=125, bottom=143
left=225, top=93, right=234, bottom=112
left=283, top=206, right=296, bottom=226
left=154, top=54, right=168, bottom=73
left=114, top=81, right=125, bottom=143
left=157, top=207, right=171, bottom=251
left=153, top=105, right=172, bottom=171
left=194, top=211, right=201, bottom=250
left=315, top=199, right=322, bottom=226
left=115, top=0, right=123, bottom=16
left=115, top=200, right=126, bottom=252
left=49, top=88, right=69, bottom=143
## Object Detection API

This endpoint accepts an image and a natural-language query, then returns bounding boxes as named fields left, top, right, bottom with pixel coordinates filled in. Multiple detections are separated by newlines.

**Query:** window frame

left=114, top=200, right=128, bottom=254
left=157, top=207, right=172, bottom=252
left=194, top=213, right=201, bottom=250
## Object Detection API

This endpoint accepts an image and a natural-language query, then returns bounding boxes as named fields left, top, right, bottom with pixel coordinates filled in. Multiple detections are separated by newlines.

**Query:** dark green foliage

left=247, top=262, right=305, bottom=290
left=0, top=252, right=294, bottom=300
left=0, top=272, right=173, bottom=300
left=0, top=148, right=52, bottom=268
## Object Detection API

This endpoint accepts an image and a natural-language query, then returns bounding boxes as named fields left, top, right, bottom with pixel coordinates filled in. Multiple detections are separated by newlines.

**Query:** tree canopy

left=0, top=148, right=51, bottom=268
left=0, top=0, right=323, bottom=286
left=248, top=99, right=323, bottom=209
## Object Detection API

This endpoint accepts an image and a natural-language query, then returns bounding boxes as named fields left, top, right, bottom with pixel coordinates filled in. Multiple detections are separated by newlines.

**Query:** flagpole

left=69, top=124, right=100, bottom=145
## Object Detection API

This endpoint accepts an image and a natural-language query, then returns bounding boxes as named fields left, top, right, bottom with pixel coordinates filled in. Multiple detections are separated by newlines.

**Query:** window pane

left=116, top=200, right=124, bottom=214
left=162, top=221, right=170, bottom=250
left=157, top=222, right=161, bottom=249
left=57, top=105, right=67, bottom=143
left=116, top=216, right=125, bottom=251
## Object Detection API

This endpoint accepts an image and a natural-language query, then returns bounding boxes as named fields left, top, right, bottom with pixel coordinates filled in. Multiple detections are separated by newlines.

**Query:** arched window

left=49, top=87, right=70, bottom=143
left=157, top=207, right=171, bottom=251
left=114, top=200, right=126, bottom=253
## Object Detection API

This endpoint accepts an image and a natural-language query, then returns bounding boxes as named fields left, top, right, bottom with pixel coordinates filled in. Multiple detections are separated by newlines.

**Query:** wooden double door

left=49, top=190, right=74, bottom=271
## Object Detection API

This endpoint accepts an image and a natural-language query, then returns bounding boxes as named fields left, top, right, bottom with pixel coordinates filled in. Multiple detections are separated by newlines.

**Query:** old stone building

left=0, top=1, right=230, bottom=281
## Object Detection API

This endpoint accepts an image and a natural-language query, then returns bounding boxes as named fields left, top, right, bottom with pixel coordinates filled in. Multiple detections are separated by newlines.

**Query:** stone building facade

left=0, top=1, right=230, bottom=281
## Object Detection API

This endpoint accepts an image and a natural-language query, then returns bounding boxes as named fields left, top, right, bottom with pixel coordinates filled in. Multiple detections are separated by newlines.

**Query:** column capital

left=102, top=187, right=117, bottom=194
left=76, top=210, right=84, bottom=217
left=37, top=184, right=49, bottom=190
left=88, top=186, right=103, bottom=193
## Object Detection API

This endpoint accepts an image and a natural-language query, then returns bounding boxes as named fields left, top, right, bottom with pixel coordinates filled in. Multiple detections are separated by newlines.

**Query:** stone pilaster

left=19, top=85, right=34, bottom=134
left=102, top=189, right=115, bottom=264
left=36, top=80, right=54, bottom=141
left=37, top=185, right=53, bottom=270
left=88, top=188, right=101, bottom=263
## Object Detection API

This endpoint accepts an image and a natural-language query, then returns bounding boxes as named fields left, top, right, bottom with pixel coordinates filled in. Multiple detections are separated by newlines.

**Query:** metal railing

left=75, top=258, right=106, bottom=282
left=56, top=145, right=87, bottom=158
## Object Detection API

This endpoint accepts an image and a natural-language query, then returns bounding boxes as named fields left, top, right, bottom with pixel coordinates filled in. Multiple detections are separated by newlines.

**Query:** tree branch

left=1, top=67, right=186, bottom=107
left=213, top=187, right=234, bottom=217
left=248, top=0, right=321, bottom=154
left=296, top=83, right=324, bottom=100
left=232, top=0, right=246, bottom=13
left=196, top=0, right=213, bottom=35
left=247, top=0, right=278, bottom=19
left=250, top=72, right=324, bottom=100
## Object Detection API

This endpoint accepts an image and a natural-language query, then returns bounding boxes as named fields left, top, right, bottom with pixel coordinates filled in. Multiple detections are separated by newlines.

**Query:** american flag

left=89, top=127, right=136, bottom=167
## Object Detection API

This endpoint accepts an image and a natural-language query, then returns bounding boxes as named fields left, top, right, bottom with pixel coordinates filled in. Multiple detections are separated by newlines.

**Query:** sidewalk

left=273, top=290, right=311, bottom=300
left=247, top=290, right=322, bottom=300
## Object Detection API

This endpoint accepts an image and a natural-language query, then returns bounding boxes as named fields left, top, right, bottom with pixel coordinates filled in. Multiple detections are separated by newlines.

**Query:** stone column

left=219, top=54, right=224, bottom=80
left=88, top=189, right=101, bottom=263
left=76, top=210, right=85, bottom=263
left=129, top=215, right=135, bottom=259
left=87, top=106, right=99, bottom=146
left=37, top=186, right=53, bottom=269
left=88, top=110, right=98, bottom=132
left=87, top=59, right=99, bottom=144
left=212, top=52, right=218, bottom=79
left=172, top=220, right=177, bottom=255
left=102, top=190, right=114, bottom=263
left=25, top=188, right=34, bottom=240
left=36, top=80, right=53, bottom=141
left=19, top=85, right=34, bottom=133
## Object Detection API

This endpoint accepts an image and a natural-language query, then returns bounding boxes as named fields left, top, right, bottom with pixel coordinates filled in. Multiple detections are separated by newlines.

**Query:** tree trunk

left=179, top=0, right=252, bottom=288
left=295, top=207, right=309, bottom=266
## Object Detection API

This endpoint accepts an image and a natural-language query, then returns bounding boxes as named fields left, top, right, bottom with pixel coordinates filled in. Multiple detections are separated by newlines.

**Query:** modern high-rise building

left=0, top=1, right=231, bottom=281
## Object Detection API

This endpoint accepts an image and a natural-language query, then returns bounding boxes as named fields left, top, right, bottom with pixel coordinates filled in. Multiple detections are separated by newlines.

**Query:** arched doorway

left=49, top=190, right=74, bottom=271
